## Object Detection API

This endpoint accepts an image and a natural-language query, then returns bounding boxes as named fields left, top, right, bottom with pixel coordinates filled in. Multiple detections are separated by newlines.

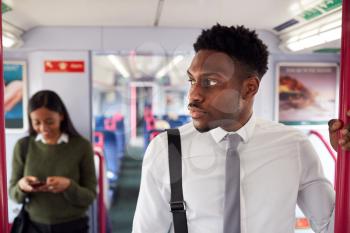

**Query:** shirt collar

left=35, top=133, right=69, bottom=144
left=210, top=112, right=256, bottom=144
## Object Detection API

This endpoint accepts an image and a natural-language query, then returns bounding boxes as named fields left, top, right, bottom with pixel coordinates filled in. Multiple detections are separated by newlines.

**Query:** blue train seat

left=104, top=115, right=126, bottom=155
left=96, top=130, right=122, bottom=187
left=95, top=115, right=105, bottom=130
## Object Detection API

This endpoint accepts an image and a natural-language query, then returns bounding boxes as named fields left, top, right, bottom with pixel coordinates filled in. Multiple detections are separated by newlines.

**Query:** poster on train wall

left=276, top=63, right=339, bottom=125
left=4, top=61, right=27, bottom=131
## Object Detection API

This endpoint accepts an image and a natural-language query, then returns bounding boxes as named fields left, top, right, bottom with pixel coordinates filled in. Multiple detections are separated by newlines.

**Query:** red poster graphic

left=44, top=60, right=85, bottom=73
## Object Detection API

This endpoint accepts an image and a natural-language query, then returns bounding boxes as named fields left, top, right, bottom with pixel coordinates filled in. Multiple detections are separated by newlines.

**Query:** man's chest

left=180, top=142, right=300, bottom=218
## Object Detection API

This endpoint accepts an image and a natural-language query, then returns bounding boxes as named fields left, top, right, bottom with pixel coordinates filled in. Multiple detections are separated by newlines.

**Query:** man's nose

left=189, top=83, right=204, bottom=103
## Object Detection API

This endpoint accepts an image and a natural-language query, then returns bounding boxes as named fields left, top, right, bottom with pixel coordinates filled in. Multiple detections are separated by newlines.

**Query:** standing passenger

left=9, top=90, right=97, bottom=233
left=132, top=24, right=350, bottom=233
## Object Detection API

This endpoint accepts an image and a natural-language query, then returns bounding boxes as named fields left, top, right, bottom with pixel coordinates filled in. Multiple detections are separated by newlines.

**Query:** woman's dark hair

left=28, top=90, right=80, bottom=137
left=193, top=24, right=269, bottom=80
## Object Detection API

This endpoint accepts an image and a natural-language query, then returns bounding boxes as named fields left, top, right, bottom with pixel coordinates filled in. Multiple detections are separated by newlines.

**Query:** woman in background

left=9, top=90, right=97, bottom=233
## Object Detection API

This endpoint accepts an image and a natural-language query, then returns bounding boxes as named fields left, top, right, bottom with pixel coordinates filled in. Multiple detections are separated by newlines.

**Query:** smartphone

left=30, top=181, right=46, bottom=188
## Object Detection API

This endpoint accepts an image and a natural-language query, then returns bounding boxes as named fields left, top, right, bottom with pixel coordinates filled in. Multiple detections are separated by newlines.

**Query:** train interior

left=2, top=0, right=344, bottom=232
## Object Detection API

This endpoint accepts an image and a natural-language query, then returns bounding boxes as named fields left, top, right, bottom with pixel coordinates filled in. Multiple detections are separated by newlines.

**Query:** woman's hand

left=45, top=176, right=71, bottom=193
left=18, top=176, right=40, bottom=192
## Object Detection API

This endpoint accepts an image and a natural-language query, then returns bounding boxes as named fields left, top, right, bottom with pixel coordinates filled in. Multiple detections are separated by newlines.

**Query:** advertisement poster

left=276, top=63, right=338, bottom=125
left=4, top=61, right=27, bottom=130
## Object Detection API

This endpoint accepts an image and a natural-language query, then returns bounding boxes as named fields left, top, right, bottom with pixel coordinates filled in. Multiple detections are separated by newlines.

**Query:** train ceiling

left=2, top=0, right=307, bottom=30
left=2, top=0, right=342, bottom=86
left=3, top=0, right=342, bottom=52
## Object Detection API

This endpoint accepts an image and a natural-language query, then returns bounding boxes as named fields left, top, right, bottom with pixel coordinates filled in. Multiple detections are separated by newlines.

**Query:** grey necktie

left=223, top=134, right=241, bottom=233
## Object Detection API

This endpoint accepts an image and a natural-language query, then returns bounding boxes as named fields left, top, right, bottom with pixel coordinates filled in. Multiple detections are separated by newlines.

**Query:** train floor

left=109, top=141, right=143, bottom=233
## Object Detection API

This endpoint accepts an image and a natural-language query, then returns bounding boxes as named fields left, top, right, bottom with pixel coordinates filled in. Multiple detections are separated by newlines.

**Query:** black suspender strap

left=167, top=129, right=188, bottom=233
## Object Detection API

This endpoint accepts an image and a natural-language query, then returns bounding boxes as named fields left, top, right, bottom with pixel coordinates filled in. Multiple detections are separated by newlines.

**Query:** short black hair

left=194, top=24, right=269, bottom=80
left=28, top=90, right=80, bottom=137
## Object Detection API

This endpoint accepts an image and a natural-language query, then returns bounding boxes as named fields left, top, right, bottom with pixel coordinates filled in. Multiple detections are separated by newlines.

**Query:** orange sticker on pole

left=44, top=60, right=85, bottom=73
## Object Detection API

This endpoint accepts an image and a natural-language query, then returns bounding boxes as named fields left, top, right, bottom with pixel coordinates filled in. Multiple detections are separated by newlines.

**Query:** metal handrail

left=308, top=130, right=337, bottom=188
left=308, top=130, right=337, bottom=163
left=94, top=148, right=107, bottom=233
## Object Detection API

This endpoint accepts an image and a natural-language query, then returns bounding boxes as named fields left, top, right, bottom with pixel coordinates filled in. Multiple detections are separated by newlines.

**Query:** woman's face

left=30, top=107, right=63, bottom=142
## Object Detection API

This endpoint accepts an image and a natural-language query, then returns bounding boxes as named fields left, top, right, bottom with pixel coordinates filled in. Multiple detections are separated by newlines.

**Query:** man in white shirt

left=132, top=24, right=350, bottom=233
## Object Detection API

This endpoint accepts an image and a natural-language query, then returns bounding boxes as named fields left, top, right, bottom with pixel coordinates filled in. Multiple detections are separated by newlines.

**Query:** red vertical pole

left=0, top=0, right=10, bottom=233
left=94, top=150, right=107, bottom=233
left=334, top=0, right=350, bottom=232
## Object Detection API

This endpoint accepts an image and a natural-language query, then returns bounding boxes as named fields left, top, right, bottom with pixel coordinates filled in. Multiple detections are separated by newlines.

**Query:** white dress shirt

left=132, top=114, right=335, bottom=233
left=35, top=133, right=69, bottom=144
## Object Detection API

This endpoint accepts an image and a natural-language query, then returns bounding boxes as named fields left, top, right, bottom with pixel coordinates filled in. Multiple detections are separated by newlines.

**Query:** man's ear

left=242, top=76, right=260, bottom=99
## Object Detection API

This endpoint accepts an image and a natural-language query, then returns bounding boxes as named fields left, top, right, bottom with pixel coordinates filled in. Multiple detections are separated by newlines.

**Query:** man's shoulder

left=179, top=121, right=197, bottom=136
left=155, top=121, right=197, bottom=141
left=255, top=118, right=307, bottom=140
left=142, top=125, right=198, bottom=172
left=256, top=117, right=299, bottom=131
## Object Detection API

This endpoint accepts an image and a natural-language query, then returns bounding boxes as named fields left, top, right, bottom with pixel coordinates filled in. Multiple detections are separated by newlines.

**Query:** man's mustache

left=188, top=102, right=202, bottom=109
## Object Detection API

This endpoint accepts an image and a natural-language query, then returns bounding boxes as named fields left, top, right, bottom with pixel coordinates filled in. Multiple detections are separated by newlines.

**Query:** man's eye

left=203, top=79, right=218, bottom=87
left=188, top=79, right=196, bottom=85
left=208, top=80, right=218, bottom=86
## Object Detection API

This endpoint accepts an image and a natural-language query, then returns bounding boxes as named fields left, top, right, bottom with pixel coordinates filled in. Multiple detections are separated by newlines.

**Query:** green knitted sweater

left=9, top=136, right=97, bottom=224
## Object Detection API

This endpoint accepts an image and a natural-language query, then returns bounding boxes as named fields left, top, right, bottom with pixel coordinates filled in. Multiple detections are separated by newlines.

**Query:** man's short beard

left=193, top=124, right=211, bottom=133
left=193, top=118, right=240, bottom=133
